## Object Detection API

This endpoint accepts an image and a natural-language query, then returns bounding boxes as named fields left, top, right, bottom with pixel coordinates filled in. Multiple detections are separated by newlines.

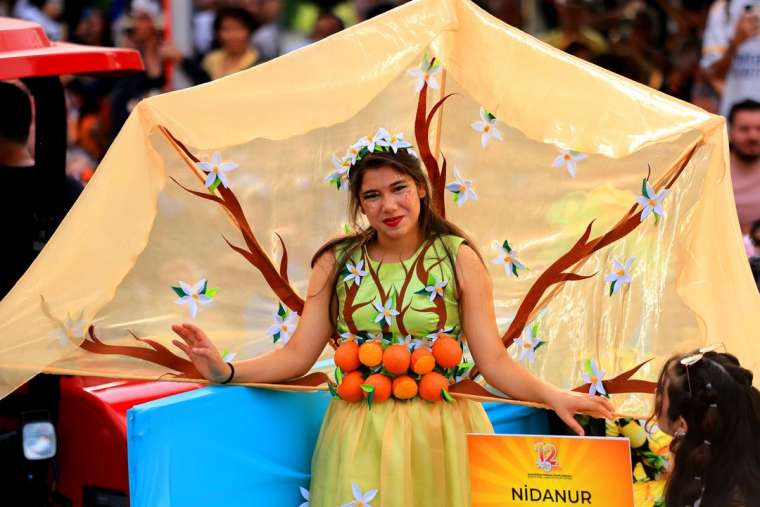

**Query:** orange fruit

left=364, top=373, right=392, bottom=403
left=392, top=375, right=418, bottom=400
left=419, top=372, right=450, bottom=402
left=359, top=341, right=384, bottom=367
left=432, top=336, right=462, bottom=369
left=382, top=344, right=411, bottom=375
left=337, top=370, right=365, bottom=402
left=334, top=341, right=360, bottom=372
left=411, top=348, right=435, bottom=375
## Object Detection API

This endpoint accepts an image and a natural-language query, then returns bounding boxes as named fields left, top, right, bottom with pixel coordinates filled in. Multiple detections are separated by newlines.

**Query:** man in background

left=728, top=100, right=760, bottom=235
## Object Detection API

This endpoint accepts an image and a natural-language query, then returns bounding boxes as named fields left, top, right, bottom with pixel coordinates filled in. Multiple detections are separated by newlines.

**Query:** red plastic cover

left=0, top=17, right=144, bottom=79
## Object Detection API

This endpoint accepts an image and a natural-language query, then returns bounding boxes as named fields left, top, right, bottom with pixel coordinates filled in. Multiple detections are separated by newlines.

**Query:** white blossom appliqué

left=50, top=313, right=86, bottom=347
left=636, top=179, right=668, bottom=223
left=341, top=483, right=378, bottom=507
left=196, top=151, right=238, bottom=190
left=491, top=240, right=526, bottom=278
left=552, top=148, right=587, bottom=177
left=605, top=257, right=634, bottom=296
left=407, top=54, right=441, bottom=92
left=173, top=279, right=216, bottom=319
left=445, top=168, right=478, bottom=207
left=582, top=359, right=607, bottom=396
left=343, top=260, right=368, bottom=287
left=471, top=107, right=503, bottom=148
left=266, top=303, right=299, bottom=344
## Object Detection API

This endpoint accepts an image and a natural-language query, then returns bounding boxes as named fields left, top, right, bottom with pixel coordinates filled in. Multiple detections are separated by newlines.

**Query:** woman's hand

left=171, top=323, right=231, bottom=383
left=544, top=388, right=616, bottom=436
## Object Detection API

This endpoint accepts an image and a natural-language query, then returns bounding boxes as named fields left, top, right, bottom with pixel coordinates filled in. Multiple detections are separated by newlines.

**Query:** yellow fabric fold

left=0, top=0, right=756, bottom=412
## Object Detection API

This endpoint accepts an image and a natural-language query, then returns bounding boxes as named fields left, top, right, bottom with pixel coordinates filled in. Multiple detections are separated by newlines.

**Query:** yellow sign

left=468, top=433, right=634, bottom=506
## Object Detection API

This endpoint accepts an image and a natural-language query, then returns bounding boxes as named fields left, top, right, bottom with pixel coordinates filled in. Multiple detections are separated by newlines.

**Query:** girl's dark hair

left=653, top=350, right=760, bottom=507
left=310, top=151, right=482, bottom=324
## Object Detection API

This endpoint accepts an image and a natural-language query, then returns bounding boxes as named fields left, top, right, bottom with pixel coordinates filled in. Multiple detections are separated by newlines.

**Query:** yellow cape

left=1, top=0, right=757, bottom=417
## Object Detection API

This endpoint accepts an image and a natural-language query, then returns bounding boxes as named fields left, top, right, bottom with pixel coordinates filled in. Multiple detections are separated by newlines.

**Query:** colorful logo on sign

left=535, top=442, right=559, bottom=472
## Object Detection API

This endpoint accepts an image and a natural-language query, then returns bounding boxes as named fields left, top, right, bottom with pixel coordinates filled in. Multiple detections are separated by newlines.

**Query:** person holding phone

left=701, top=0, right=760, bottom=116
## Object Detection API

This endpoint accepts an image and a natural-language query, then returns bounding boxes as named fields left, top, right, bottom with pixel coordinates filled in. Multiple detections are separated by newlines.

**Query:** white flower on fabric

left=299, top=486, right=310, bottom=507
left=341, top=484, right=378, bottom=507
left=471, top=107, right=503, bottom=148
left=377, top=131, right=413, bottom=153
left=514, top=324, right=544, bottom=364
left=373, top=298, right=399, bottom=327
left=552, top=148, right=587, bottom=178
left=424, top=279, right=449, bottom=302
left=196, top=151, right=238, bottom=189
left=402, top=334, right=426, bottom=350
left=445, top=167, right=478, bottom=207
left=343, top=260, right=368, bottom=286
left=490, top=240, right=526, bottom=278
left=582, top=359, right=607, bottom=396
left=407, top=55, right=441, bottom=92
left=426, top=327, right=455, bottom=343
left=367, top=128, right=390, bottom=153
left=604, top=257, right=635, bottom=296
left=340, top=332, right=361, bottom=343
left=636, top=180, right=668, bottom=222
left=266, top=304, right=299, bottom=344
left=326, top=154, right=351, bottom=190
left=175, top=279, right=213, bottom=319
left=50, top=314, right=86, bottom=348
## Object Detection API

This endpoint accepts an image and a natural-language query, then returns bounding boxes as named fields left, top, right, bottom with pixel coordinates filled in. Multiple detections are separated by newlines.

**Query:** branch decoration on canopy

left=41, top=50, right=703, bottom=410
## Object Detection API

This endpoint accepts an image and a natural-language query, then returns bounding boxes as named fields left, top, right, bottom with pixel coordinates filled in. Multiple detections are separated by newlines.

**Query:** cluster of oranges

left=332, top=335, right=464, bottom=404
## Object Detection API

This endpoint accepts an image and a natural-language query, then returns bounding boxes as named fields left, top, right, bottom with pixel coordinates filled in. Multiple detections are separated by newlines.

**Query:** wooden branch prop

left=414, top=58, right=456, bottom=217
left=572, top=359, right=657, bottom=395
left=160, top=126, right=304, bottom=316
left=79, top=326, right=204, bottom=379
left=502, top=142, right=701, bottom=350
left=466, top=139, right=703, bottom=393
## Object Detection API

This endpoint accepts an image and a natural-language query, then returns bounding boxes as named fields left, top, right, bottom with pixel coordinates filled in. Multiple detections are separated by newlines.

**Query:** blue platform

left=127, top=387, right=548, bottom=507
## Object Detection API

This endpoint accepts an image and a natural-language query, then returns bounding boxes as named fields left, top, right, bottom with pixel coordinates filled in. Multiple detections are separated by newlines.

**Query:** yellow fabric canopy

left=1, top=0, right=757, bottom=417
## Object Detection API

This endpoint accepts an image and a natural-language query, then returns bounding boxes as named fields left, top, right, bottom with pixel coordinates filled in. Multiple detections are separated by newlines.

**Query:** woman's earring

left=674, top=429, right=687, bottom=439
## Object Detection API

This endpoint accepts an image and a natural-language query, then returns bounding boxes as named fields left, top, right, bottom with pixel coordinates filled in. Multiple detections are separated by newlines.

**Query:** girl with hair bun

left=654, top=349, right=760, bottom=507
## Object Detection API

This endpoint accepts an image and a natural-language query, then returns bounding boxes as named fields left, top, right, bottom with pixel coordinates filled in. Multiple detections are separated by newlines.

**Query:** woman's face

left=359, top=165, right=425, bottom=241
left=219, top=17, right=251, bottom=54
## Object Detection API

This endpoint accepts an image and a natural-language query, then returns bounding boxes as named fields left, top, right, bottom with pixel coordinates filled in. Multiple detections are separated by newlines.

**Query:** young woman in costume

left=171, top=146, right=614, bottom=506
left=654, top=349, right=760, bottom=507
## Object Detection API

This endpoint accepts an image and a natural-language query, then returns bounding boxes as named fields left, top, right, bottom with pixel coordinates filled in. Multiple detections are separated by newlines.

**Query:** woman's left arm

left=456, top=245, right=614, bottom=435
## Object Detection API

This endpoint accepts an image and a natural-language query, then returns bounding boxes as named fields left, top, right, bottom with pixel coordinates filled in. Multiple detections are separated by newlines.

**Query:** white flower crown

left=326, top=128, right=418, bottom=190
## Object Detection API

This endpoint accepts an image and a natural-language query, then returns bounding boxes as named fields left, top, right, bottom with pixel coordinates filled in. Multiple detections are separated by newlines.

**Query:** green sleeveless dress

left=309, top=234, right=493, bottom=507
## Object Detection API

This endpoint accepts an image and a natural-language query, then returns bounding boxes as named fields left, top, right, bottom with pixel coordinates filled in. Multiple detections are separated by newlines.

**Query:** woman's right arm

left=171, top=250, right=337, bottom=383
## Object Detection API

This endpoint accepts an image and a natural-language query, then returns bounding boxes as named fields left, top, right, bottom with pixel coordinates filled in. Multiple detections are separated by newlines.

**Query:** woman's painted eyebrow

left=361, top=179, right=408, bottom=195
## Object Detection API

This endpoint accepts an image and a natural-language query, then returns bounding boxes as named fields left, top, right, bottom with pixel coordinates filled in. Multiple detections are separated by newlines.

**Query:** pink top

left=731, top=160, right=760, bottom=233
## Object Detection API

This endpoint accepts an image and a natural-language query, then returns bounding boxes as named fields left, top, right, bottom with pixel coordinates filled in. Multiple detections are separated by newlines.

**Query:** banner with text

left=468, top=433, right=634, bottom=506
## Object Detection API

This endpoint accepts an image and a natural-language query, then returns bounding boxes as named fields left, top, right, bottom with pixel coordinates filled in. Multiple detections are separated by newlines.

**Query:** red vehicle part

left=0, top=17, right=143, bottom=79
left=56, top=377, right=200, bottom=505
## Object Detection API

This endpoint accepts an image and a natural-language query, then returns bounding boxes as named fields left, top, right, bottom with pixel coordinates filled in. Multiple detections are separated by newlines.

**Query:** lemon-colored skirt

left=309, top=398, right=494, bottom=507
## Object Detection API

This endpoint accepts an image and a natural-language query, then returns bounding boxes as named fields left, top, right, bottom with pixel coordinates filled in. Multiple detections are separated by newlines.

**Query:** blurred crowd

left=2, top=0, right=760, bottom=281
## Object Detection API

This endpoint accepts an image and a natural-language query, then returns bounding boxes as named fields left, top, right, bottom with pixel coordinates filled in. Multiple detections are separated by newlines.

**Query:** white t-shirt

left=701, top=0, right=760, bottom=116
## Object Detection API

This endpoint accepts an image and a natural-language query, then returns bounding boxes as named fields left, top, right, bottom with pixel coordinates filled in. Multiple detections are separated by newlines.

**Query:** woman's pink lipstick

left=383, top=216, right=403, bottom=227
